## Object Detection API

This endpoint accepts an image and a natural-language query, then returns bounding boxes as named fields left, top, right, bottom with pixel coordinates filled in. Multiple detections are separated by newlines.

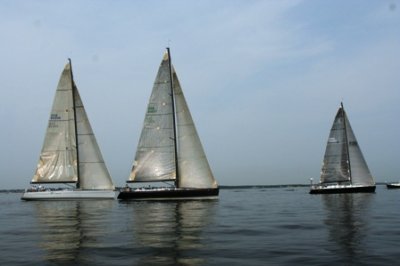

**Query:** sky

left=1, top=0, right=399, bottom=189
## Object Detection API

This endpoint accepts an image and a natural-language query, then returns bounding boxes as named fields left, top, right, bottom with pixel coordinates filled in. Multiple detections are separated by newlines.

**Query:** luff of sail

left=128, top=52, right=176, bottom=182
left=173, top=68, right=218, bottom=189
left=31, top=62, right=114, bottom=190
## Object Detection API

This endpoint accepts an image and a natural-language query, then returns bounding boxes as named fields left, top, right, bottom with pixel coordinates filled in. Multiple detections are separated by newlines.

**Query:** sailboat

left=117, top=48, right=219, bottom=200
left=21, top=60, right=115, bottom=200
left=310, top=102, right=376, bottom=194
left=386, top=182, right=400, bottom=189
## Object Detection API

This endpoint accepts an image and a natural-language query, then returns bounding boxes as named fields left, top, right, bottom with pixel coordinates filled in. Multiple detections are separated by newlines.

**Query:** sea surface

left=0, top=185, right=399, bottom=266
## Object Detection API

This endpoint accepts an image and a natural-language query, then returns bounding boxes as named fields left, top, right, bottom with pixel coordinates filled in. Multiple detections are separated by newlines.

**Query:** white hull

left=21, top=190, right=115, bottom=200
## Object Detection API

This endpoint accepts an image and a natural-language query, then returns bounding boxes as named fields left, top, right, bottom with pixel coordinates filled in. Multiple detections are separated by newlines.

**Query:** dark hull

left=309, top=185, right=376, bottom=194
left=117, top=188, right=219, bottom=200
left=386, top=183, right=400, bottom=189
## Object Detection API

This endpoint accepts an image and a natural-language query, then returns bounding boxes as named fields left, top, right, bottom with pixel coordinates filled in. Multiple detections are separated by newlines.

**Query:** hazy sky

left=1, top=0, right=399, bottom=189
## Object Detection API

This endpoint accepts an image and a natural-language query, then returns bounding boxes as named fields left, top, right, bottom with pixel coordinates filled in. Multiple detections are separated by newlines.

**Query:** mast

left=167, top=48, right=180, bottom=188
left=341, top=102, right=352, bottom=183
left=69, top=58, right=81, bottom=189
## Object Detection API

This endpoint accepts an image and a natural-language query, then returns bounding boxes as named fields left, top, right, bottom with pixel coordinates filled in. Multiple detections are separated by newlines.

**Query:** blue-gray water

left=0, top=186, right=399, bottom=265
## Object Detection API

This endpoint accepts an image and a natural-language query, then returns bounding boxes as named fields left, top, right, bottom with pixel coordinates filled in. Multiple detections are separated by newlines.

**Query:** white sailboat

left=310, top=102, right=376, bottom=194
left=21, top=60, right=115, bottom=200
left=386, top=182, right=400, bottom=189
left=118, top=48, right=218, bottom=200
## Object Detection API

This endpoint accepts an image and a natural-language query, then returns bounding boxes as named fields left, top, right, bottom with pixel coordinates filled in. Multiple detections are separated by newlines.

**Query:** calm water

left=0, top=186, right=399, bottom=265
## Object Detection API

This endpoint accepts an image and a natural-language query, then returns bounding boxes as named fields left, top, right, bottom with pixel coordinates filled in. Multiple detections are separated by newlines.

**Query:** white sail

left=128, top=52, right=176, bottom=182
left=32, top=63, right=78, bottom=183
left=320, top=104, right=374, bottom=186
left=31, top=62, right=114, bottom=190
left=320, top=107, right=350, bottom=184
left=344, top=115, right=374, bottom=186
left=73, top=87, right=114, bottom=190
left=173, top=69, right=218, bottom=188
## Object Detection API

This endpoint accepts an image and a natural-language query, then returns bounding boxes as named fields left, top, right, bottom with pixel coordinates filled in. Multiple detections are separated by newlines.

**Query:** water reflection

left=125, top=200, right=217, bottom=265
left=322, top=193, right=373, bottom=263
left=33, top=200, right=114, bottom=264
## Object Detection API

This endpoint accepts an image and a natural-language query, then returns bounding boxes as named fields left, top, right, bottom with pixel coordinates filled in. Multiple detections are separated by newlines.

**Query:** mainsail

left=320, top=103, right=374, bottom=186
left=129, top=52, right=176, bottom=182
left=31, top=61, right=114, bottom=190
left=128, top=49, right=217, bottom=189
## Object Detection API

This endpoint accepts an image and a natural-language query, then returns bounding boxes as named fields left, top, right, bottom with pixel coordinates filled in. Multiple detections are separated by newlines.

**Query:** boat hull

left=21, top=190, right=115, bottom=200
left=309, top=185, right=376, bottom=194
left=386, top=183, right=400, bottom=189
left=117, top=187, right=219, bottom=200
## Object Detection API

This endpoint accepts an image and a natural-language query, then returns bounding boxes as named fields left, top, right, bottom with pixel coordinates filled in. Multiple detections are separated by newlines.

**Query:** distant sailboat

left=310, top=102, right=376, bottom=194
left=386, top=182, right=400, bottom=189
left=118, top=48, right=219, bottom=200
left=21, top=60, right=115, bottom=200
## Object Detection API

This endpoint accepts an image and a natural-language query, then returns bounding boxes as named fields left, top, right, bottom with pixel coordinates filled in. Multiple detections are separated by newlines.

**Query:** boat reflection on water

left=322, top=193, right=373, bottom=263
left=32, top=200, right=114, bottom=264
left=125, top=200, right=217, bottom=265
